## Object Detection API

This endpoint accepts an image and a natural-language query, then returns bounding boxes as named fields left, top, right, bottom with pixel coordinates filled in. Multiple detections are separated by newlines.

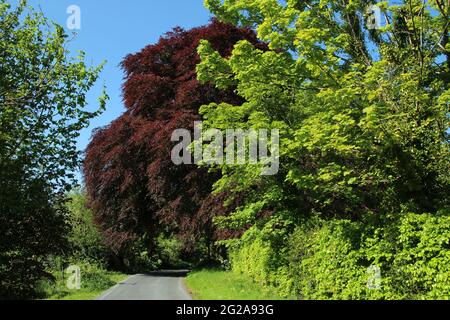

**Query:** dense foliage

left=287, top=211, right=450, bottom=299
left=0, top=0, right=105, bottom=299
left=83, top=20, right=264, bottom=261
left=65, top=190, right=109, bottom=263
left=197, top=0, right=449, bottom=298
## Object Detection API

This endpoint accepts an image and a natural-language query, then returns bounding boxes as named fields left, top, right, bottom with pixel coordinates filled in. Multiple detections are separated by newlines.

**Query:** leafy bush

left=118, top=235, right=159, bottom=273
left=230, top=236, right=272, bottom=284
left=362, top=211, right=450, bottom=300
left=121, top=234, right=187, bottom=272
left=288, top=211, right=450, bottom=300
left=66, top=190, right=109, bottom=263
left=228, top=225, right=294, bottom=298
left=78, top=262, right=115, bottom=291
left=0, top=168, right=69, bottom=299
left=156, top=234, right=185, bottom=268
left=39, top=259, right=116, bottom=299
left=288, top=219, right=370, bottom=300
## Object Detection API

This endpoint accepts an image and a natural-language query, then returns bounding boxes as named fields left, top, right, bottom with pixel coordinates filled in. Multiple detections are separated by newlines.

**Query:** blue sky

left=26, top=0, right=212, bottom=182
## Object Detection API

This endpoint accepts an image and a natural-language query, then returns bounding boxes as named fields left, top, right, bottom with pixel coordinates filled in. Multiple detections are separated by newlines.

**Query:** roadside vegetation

left=40, top=263, right=128, bottom=300
left=38, top=190, right=182, bottom=300
left=0, top=1, right=191, bottom=300
left=35, top=191, right=130, bottom=300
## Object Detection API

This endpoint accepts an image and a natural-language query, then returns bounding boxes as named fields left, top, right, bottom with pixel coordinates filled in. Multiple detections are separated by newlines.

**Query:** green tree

left=0, top=0, right=107, bottom=299
left=197, top=0, right=449, bottom=297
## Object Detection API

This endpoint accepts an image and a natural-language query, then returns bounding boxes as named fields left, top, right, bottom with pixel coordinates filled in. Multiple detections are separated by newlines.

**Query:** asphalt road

left=97, top=271, right=192, bottom=300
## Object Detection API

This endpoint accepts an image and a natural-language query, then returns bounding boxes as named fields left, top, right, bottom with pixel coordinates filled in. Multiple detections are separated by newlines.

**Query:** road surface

left=97, top=270, right=192, bottom=300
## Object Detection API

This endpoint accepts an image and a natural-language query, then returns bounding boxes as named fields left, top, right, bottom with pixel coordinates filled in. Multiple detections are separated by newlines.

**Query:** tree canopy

left=83, top=20, right=264, bottom=257
left=198, top=0, right=449, bottom=231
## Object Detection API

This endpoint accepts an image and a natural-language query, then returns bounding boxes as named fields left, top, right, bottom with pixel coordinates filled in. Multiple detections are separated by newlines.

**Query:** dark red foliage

left=83, top=20, right=263, bottom=253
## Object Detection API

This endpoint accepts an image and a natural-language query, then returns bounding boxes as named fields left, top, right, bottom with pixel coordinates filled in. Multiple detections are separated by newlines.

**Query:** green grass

left=44, top=271, right=129, bottom=300
left=185, top=269, right=291, bottom=300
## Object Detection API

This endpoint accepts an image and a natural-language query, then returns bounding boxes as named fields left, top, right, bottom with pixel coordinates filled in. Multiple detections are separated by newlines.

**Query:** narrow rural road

left=97, top=270, right=192, bottom=300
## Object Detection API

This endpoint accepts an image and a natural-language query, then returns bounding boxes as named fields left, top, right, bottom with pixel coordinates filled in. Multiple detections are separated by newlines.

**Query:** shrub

left=156, top=234, right=185, bottom=268
left=80, top=264, right=115, bottom=291
left=66, top=190, right=109, bottom=263
left=288, top=219, right=369, bottom=300
left=38, top=259, right=116, bottom=299
left=228, top=226, right=294, bottom=298
left=287, top=211, right=450, bottom=300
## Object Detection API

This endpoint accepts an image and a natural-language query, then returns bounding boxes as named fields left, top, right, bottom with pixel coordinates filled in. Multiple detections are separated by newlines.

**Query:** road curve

left=97, top=271, right=192, bottom=300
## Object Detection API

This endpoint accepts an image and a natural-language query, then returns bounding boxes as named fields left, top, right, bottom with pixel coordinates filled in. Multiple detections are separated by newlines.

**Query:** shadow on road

left=142, top=270, right=190, bottom=277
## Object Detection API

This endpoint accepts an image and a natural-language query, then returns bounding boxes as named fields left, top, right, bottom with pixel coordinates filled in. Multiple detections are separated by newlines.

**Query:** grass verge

left=185, top=269, right=292, bottom=300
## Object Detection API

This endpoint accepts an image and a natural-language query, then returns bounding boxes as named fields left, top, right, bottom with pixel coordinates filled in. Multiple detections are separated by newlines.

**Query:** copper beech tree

left=83, top=20, right=264, bottom=259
